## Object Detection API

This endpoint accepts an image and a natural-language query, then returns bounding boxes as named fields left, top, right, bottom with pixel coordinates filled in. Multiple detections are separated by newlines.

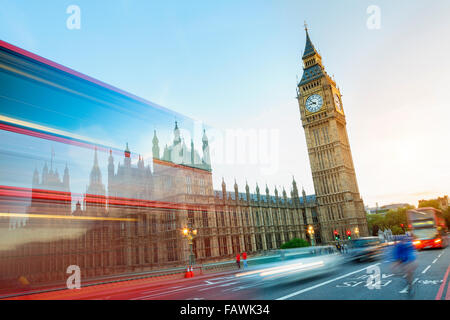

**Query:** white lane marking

left=422, top=265, right=431, bottom=274
left=399, top=278, right=419, bottom=294
left=432, top=259, right=438, bottom=264
left=275, top=263, right=381, bottom=300
left=134, top=283, right=210, bottom=299
left=205, top=276, right=236, bottom=285
left=198, top=280, right=240, bottom=292
left=218, top=281, right=239, bottom=287
left=198, top=286, right=216, bottom=292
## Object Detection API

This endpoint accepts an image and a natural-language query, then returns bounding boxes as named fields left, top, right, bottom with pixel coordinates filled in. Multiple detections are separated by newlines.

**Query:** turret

left=173, top=121, right=181, bottom=146
left=182, top=139, right=190, bottom=164
left=190, top=139, right=195, bottom=165
left=292, top=176, right=299, bottom=198
left=124, top=143, right=131, bottom=167
left=138, top=155, right=144, bottom=169
left=274, top=186, right=279, bottom=202
left=245, top=180, right=250, bottom=201
left=63, top=163, right=70, bottom=191
left=32, top=167, right=40, bottom=187
left=108, top=149, right=114, bottom=177
left=89, top=148, right=102, bottom=185
left=152, top=130, right=160, bottom=159
left=162, top=144, right=170, bottom=161
left=222, top=177, right=226, bottom=199
left=202, top=129, right=211, bottom=169
left=42, top=162, right=48, bottom=185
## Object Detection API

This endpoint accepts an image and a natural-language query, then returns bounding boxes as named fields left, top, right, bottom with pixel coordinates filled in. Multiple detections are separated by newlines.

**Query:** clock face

left=334, top=93, right=342, bottom=111
left=305, top=94, right=323, bottom=113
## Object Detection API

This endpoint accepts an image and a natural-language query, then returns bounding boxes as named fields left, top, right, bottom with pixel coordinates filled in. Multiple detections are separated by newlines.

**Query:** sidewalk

left=4, top=266, right=246, bottom=300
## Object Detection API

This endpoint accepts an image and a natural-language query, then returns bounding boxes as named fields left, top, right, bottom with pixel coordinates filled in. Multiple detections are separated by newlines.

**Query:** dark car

left=347, top=237, right=384, bottom=262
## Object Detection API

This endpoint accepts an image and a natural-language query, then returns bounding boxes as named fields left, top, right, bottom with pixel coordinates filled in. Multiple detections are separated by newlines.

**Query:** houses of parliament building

left=0, top=28, right=368, bottom=289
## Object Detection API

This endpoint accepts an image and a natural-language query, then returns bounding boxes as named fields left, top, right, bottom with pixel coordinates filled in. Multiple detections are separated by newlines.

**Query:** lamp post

left=307, top=225, right=315, bottom=246
left=182, top=227, right=197, bottom=266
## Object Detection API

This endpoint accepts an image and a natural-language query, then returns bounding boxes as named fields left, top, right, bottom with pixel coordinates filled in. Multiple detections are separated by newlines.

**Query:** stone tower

left=296, top=26, right=368, bottom=242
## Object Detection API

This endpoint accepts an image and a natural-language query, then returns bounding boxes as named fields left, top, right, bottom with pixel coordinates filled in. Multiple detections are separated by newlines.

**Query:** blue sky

left=1, top=0, right=450, bottom=207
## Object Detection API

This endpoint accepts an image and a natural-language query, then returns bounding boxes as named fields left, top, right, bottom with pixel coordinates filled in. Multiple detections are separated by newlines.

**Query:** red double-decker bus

left=406, top=207, right=448, bottom=250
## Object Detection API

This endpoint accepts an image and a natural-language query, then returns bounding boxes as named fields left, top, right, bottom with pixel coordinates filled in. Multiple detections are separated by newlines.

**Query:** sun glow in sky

left=1, top=0, right=449, bottom=207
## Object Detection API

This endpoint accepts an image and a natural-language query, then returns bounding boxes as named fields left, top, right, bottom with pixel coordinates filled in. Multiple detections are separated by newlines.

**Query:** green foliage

left=367, top=205, right=414, bottom=236
left=444, top=207, right=450, bottom=229
left=418, top=199, right=442, bottom=210
left=280, top=238, right=310, bottom=249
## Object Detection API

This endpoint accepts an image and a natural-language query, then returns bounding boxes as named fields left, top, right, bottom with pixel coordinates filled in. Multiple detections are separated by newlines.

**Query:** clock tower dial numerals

left=305, top=94, right=323, bottom=113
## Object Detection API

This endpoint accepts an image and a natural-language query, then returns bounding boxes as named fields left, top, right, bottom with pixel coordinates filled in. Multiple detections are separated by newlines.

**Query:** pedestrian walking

left=236, top=253, right=241, bottom=269
left=242, top=252, right=248, bottom=269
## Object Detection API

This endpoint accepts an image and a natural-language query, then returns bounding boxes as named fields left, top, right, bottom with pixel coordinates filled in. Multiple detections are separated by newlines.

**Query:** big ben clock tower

left=297, top=25, right=368, bottom=242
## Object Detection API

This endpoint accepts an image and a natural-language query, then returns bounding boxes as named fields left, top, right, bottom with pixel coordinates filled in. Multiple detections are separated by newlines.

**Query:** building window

left=265, top=234, right=272, bottom=250
left=256, top=234, right=263, bottom=251
left=166, top=240, right=178, bottom=262
left=204, top=238, right=211, bottom=257
left=188, top=210, right=194, bottom=228
left=202, top=210, right=209, bottom=228
left=219, top=236, right=228, bottom=256
left=232, top=210, right=238, bottom=227
left=312, top=208, right=319, bottom=224
left=255, top=210, right=261, bottom=226
left=232, top=236, right=241, bottom=254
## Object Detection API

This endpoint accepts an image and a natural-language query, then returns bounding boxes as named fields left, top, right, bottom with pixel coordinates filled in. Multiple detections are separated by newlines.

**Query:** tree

left=366, top=205, right=414, bottom=235
left=443, top=207, right=450, bottom=229
left=280, top=238, right=310, bottom=249
left=418, top=199, right=442, bottom=210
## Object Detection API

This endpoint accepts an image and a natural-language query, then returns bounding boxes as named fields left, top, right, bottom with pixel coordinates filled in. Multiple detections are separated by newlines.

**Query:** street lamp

left=354, top=227, right=359, bottom=238
left=307, top=225, right=315, bottom=246
left=182, top=227, right=197, bottom=266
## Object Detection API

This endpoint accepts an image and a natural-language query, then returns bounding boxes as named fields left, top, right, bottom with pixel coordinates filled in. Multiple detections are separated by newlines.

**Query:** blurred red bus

left=406, top=207, right=448, bottom=250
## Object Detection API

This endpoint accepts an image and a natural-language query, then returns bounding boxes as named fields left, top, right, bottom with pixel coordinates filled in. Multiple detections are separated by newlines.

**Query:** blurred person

left=242, top=252, right=248, bottom=269
left=391, top=235, right=417, bottom=294
left=236, top=253, right=241, bottom=269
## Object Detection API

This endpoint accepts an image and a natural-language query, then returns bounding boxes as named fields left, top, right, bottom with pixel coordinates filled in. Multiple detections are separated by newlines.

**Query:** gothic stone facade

left=0, top=123, right=319, bottom=288
left=296, top=27, right=369, bottom=242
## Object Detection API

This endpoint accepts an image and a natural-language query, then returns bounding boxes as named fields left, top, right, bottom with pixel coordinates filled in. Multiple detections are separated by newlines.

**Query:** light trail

left=0, top=212, right=137, bottom=222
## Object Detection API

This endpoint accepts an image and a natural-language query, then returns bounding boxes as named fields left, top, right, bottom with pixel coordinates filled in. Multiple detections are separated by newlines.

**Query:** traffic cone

left=190, top=266, right=194, bottom=278
left=185, top=266, right=192, bottom=278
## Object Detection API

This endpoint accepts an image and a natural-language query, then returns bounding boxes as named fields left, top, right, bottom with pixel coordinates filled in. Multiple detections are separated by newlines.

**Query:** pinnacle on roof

left=93, top=147, right=99, bottom=167
left=302, top=23, right=318, bottom=59
left=202, top=128, right=209, bottom=143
